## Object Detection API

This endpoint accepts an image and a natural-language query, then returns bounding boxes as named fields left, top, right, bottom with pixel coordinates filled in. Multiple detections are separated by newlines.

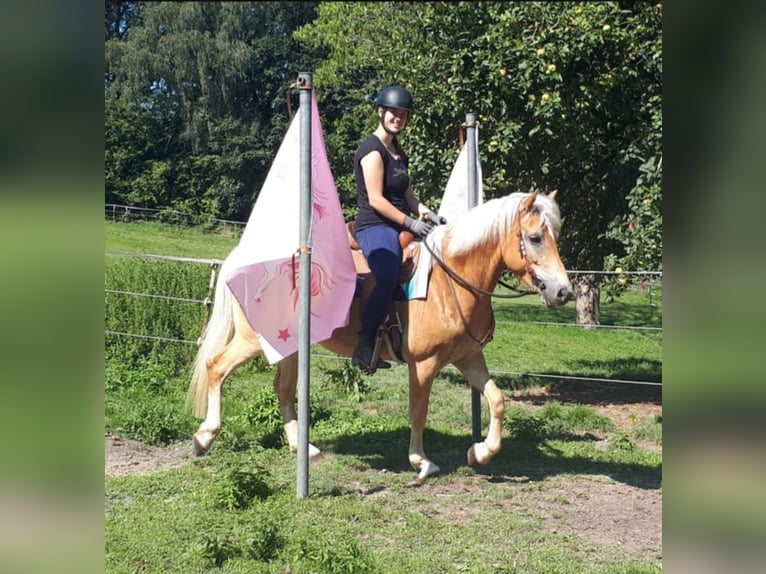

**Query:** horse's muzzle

left=541, top=281, right=574, bottom=306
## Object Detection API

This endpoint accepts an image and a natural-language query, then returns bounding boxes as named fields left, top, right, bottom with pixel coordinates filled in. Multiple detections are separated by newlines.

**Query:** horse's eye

left=527, top=233, right=543, bottom=245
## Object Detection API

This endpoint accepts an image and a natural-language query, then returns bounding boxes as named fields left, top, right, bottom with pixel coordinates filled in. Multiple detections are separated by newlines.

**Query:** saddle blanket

left=401, top=233, right=438, bottom=300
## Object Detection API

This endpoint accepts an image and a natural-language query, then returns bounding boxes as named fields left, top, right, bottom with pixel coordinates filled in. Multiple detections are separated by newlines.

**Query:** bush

left=106, top=384, right=195, bottom=445
left=506, top=408, right=547, bottom=443
left=195, top=516, right=283, bottom=567
left=506, top=402, right=615, bottom=444
left=105, top=357, right=196, bottom=444
left=322, top=360, right=369, bottom=400
left=292, top=535, right=379, bottom=574
left=207, top=464, right=273, bottom=511
left=539, top=401, right=615, bottom=437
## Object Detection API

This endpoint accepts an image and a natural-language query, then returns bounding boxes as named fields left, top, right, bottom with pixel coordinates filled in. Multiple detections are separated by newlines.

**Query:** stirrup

left=385, top=311, right=405, bottom=362
left=367, top=333, right=390, bottom=374
left=352, top=339, right=390, bottom=374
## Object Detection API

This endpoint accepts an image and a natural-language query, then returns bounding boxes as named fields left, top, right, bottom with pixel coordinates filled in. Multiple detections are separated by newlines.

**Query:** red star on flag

left=277, top=328, right=291, bottom=342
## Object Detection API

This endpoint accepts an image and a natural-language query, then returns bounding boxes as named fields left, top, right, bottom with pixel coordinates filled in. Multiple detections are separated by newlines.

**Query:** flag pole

left=465, top=112, right=482, bottom=444
left=296, top=72, right=313, bottom=499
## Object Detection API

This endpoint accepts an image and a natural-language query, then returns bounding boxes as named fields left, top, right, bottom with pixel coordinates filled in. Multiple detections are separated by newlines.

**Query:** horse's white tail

left=187, top=255, right=238, bottom=418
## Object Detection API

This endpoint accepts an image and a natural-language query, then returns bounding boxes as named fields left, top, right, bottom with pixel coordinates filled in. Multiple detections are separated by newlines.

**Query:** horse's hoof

left=308, top=444, right=322, bottom=462
left=417, top=460, right=440, bottom=481
left=191, top=437, right=207, bottom=456
left=192, top=432, right=214, bottom=456
left=467, top=442, right=491, bottom=466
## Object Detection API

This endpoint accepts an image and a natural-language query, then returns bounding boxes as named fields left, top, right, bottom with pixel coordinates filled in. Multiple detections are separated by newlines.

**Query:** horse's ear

left=521, top=190, right=538, bottom=213
left=548, top=189, right=558, bottom=201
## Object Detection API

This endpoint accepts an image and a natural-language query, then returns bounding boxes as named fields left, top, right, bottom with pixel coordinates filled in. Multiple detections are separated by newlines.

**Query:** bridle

left=420, top=209, right=546, bottom=346
left=421, top=208, right=546, bottom=301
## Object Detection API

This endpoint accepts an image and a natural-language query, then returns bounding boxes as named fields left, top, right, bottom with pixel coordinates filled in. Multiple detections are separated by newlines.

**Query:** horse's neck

left=441, top=241, right=504, bottom=293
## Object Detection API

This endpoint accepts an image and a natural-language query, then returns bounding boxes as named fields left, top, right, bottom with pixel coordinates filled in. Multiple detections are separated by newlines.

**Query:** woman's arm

left=360, top=151, right=410, bottom=224
left=404, top=186, right=433, bottom=219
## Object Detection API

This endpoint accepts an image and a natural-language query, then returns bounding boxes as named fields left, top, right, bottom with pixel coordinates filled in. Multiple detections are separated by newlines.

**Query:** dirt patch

left=500, top=382, right=662, bottom=558
left=105, top=435, right=193, bottom=478
left=508, top=381, right=662, bottom=447
left=416, top=472, right=661, bottom=560
left=521, top=474, right=661, bottom=559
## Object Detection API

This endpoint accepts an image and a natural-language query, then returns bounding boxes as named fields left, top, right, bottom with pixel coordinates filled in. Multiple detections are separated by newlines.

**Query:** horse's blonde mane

left=442, top=192, right=562, bottom=257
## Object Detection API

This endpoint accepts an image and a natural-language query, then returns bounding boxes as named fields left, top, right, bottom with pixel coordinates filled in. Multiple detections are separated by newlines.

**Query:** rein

left=423, top=239, right=532, bottom=299
left=498, top=274, right=532, bottom=294
left=421, top=216, right=538, bottom=300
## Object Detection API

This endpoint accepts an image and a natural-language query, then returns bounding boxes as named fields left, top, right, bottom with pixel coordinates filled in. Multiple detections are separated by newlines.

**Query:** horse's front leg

left=408, top=359, right=441, bottom=481
left=454, top=352, right=505, bottom=466
left=274, top=354, right=321, bottom=461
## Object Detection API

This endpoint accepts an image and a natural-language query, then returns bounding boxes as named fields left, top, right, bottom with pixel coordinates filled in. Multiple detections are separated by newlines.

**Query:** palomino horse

left=188, top=190, right=572, bottom=480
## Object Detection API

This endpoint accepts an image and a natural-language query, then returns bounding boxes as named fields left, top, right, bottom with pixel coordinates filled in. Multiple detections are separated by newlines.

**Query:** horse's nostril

left=559, top=287, right=574, bottom=302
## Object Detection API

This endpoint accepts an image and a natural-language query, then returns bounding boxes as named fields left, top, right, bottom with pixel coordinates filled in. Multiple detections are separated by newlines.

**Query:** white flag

left=225, top=92, right=357, bottom=364
left=437, top=135, right=484, bottom=221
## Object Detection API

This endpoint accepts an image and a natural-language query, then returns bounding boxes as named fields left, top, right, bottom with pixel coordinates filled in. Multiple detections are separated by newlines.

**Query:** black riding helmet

left=374, top=85, right=413, bottom=113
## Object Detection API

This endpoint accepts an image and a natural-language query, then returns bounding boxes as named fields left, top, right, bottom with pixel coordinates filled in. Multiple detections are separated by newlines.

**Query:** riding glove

left=402, top=215, right=433, bottom=239
left=424, top=212, right=447, bottom=226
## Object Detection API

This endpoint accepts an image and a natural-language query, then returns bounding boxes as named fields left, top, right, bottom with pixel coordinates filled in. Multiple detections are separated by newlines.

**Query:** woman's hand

left=402, top=215, right=433, bottom=239
left=417, top=204, right=432, bottom=219
left=425, top=212, right=447, bottom=226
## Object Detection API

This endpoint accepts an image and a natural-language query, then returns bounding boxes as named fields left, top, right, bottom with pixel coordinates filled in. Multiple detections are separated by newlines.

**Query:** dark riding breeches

left=356, top=224, right=402, bottom=345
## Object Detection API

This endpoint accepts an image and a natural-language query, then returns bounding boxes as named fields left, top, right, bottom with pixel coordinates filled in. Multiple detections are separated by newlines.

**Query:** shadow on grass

left=563, top=357, right=662, bottom=383
left=327, top=426, right=661, bottom=490
left=438, top=369, right=661, bottom=406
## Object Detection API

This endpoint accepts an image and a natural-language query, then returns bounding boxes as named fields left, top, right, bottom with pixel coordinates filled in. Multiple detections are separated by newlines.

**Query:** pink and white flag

left=437, top=134, right=484, bottom=222
left=225, top=91, right=357, bottom=364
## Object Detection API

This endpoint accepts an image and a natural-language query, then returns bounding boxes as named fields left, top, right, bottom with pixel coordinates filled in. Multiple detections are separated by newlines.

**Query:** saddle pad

left=401, top=238, right=434, bottom=300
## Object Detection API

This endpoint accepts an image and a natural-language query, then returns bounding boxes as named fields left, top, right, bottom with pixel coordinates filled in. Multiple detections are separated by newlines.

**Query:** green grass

left=105, top=219, right=662, bottom=574
left=105, top=367, right=661, bottom=574
left=105, top=220, right=241, bottom=259
left=106, top=364, right=662, bottom=573
left=105, top=358, right=662, bottom=573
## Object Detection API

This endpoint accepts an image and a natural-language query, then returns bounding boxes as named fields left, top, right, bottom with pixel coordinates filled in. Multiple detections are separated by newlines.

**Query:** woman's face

left=379, top=107, right=409, bottom=134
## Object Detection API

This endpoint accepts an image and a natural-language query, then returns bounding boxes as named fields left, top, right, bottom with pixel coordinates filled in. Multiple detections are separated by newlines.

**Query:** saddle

left=345, top=221, right=421, bottom=283
left=345, top=221, right=423, bottom=368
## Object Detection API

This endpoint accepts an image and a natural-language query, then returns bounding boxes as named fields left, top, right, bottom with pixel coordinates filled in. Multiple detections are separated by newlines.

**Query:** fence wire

left=105, top=288, right=205, bottom=305
left=105, top=250, right=662, bottom=387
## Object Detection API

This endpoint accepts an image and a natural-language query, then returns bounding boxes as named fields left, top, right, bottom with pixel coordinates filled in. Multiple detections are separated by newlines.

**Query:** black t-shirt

left=354, top=134, right=411, bottom=232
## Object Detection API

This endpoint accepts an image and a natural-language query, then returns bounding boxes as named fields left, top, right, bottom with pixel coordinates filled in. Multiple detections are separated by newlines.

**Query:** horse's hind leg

left=273, top=354, right=321, bottom=461
left=192, top=330, right=262, bottom=455
left=454, top=352, right=505, bottom=466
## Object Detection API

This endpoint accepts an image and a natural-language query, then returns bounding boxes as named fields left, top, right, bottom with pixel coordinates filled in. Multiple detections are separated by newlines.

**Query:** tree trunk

left=574, top=277, right=600, bottom=327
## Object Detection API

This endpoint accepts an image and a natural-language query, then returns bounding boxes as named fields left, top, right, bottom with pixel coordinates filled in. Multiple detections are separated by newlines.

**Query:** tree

left=105, top=1, right=321, bottom=221
left=104, top=2, right=662, bottom=324
left=295, top=1, right=662, bottom=324
left=105, top=1, right=143, bottom=41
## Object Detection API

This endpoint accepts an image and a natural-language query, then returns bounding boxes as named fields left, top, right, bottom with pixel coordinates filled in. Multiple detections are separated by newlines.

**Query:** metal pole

left=465, top=113, right=482, bottom=443
left=296, top=72, right=313, bottom=499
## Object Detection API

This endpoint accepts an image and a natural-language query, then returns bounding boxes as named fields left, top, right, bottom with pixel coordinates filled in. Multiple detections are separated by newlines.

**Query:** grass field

left=105, top=220, right=662, bottom=573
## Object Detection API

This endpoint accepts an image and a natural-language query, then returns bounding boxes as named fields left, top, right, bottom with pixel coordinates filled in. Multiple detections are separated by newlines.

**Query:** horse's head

left=504, top=190, right=573, bottom=307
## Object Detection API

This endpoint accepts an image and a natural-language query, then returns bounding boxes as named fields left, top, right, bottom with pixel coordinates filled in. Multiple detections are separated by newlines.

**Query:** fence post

left=465, top=113, right=482, bottom=444
left=296, top=72, right=313, bottom=499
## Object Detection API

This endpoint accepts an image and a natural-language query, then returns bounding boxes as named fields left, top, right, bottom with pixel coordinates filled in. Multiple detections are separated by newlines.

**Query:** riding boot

left=352, top=337, right=390, bottom=374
